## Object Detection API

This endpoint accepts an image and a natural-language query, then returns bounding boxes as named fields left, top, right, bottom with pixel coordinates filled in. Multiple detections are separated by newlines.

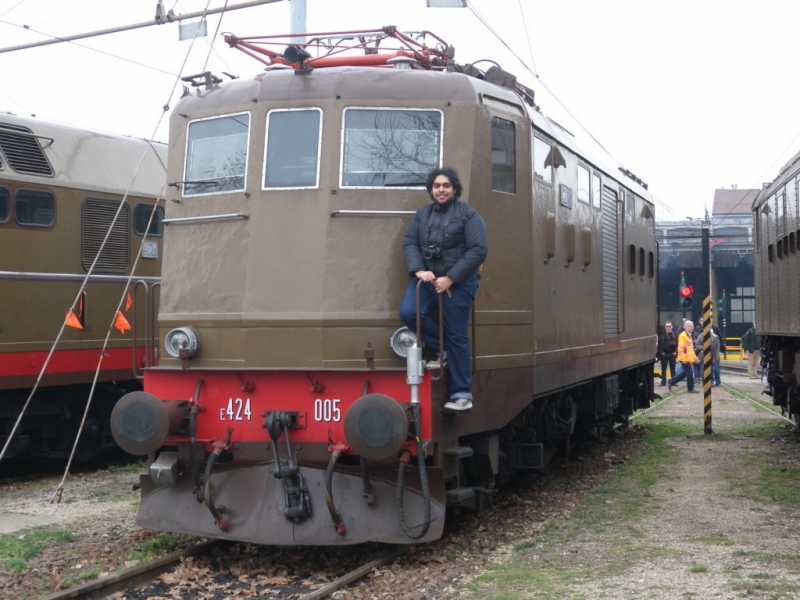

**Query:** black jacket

left=403, top=197, right=487, bottom=283
left=657, top=330, right=677, bottom=358
left=741, top=327, right=761, bottom=353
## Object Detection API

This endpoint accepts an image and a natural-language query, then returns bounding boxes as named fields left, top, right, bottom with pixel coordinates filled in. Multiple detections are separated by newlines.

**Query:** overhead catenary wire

left=463, top=1, right=641, bottom=201
left=0, top=0, right=232, bottom=496
left=48, top=0, right=232, bottom=502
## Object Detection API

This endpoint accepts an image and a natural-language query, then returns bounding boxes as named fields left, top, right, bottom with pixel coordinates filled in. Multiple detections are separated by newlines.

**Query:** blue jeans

left=669, top=361, right=694, bottom=391
left=693, top=362, right=702, bottom=380
left=712, top=360, right=721, bottom=385
left=399, top=275, right=477, bottom=400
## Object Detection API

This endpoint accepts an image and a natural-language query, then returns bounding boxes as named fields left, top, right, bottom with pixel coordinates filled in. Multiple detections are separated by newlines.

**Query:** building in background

left=656, top=187, right=758, bottom=342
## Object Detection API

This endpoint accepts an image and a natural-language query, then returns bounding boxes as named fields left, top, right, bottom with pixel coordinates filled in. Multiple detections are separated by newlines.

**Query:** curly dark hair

left=425, top=167, right=462, bottom=197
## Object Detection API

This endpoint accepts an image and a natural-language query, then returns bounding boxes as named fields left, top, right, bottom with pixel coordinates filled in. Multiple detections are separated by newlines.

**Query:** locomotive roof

left=175, top=65, right=650, bottom=200
left=0, top=112, right=167, bottom=198
left=754, top=146, right=800, bottom=210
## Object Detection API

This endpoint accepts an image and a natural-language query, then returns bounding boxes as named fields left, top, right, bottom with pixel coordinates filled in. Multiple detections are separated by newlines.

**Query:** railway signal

left=680, top=284, right=694, bottom=310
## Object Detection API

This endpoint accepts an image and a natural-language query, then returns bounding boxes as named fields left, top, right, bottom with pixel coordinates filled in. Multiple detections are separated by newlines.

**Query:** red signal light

left=680, top=285, right=694, bottom=298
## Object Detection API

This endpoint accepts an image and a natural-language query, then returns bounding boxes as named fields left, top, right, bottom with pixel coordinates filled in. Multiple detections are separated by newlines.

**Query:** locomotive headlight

left=164, top=327, right=198, bottom=358
left=390, top=327, right=417, bottom=358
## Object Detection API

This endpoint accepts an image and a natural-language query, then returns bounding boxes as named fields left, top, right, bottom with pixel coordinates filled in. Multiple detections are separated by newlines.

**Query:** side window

left=628, top=244, right=636, bottom=275
left=183, top=112, right=250, bottom=197
left=592, top=172, right=601, bottom=209
left=0, top=186, right=9, bottom=223
left=625, top=190, right=635, bottom=224
left=133, top=203, right=165, bottom=236
left=15, top=189, right=55, bottom=226
left=341, top=108, right=442, bottom=187
left=532, top=135, right=552, bottom=185
left=577, top=164, right=590, bottom=204
left=491, top=117, right=515, bottom=193
left=264, top=108, right=322, bottom=189
left=638, top=247, right=645, bottom=277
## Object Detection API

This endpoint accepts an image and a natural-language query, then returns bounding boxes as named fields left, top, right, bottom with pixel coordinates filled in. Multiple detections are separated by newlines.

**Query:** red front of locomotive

left=112, top=350, right=446, bottom=545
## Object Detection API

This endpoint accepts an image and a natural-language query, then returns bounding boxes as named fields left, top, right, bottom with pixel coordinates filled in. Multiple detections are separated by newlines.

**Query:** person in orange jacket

left=668, top=321, right=698, bottom=393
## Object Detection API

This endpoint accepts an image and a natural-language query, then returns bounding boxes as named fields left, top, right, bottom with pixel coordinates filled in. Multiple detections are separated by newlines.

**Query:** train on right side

left=753, top=153, right=800, bottom=425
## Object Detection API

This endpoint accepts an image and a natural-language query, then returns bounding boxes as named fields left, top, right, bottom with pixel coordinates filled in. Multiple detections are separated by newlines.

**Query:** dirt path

left=466, top=373, right=800, bottom=600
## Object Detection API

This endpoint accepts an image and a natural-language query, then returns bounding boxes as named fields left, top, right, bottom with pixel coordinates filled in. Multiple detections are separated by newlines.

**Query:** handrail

left=415, top=279, right=444, bottom=381
left=330, top=210, right=416, bottom=218
left=131, top=280, right=160, bottom=379
left=163, top=213, right=249, bottom=225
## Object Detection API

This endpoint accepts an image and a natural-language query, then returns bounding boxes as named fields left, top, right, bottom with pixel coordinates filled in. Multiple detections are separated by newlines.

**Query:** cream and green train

left=0, top=113, right=166, bottom=461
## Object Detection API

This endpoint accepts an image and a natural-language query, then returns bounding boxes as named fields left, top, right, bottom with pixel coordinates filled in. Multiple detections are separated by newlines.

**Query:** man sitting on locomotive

left=399, top=167, right=488, bottom=412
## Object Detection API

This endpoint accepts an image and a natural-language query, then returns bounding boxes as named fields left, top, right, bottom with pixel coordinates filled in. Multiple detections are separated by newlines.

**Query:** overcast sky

left=1, top=0, right=798, bottom=221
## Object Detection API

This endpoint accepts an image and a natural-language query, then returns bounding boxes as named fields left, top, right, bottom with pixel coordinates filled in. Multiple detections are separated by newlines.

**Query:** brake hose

left=396, top=403, right=431, bottom=539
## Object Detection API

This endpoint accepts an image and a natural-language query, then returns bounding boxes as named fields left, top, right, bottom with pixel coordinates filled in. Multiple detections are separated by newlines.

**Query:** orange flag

left=114, top=311, right=131, bottom=334
left=65, top=310, right=83, bottom=330
left=125, top=292, right=133, bottom=312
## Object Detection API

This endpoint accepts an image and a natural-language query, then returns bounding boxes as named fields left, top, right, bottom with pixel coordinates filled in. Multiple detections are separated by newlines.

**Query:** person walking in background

left=668, top=320, right=697, bottom=393
left=710, top=326, right=722, bottom=386
left=657, top=321, right=677, bottom=386
left=741, top=322, right=761, bottom=379
left=712, top=323, right=726, bottom=359
left=399, top=167, right=488, bottom=412
left=692, top=321, right=704, bottom=381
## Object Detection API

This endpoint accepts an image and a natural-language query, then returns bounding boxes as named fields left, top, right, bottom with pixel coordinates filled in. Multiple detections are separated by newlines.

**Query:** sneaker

left=425, top=352, right=447, bottom=370
left=444, top=397, right=473, bottom=412
left=659, top=381, right=666, bottom=387
left=667, top=380, right=673, bottom=391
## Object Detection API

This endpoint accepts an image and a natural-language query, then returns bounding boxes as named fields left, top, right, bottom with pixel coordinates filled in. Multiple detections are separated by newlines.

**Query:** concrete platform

left=0, top=513, right=63, bottom=534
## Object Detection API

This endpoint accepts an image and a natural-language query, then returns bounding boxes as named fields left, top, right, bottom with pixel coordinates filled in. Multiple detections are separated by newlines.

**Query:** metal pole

left=0, top=0, right=284, bottom=54
left=290, top=0, right=307, bottom=44
left=701, top=221, right=713, bottom=435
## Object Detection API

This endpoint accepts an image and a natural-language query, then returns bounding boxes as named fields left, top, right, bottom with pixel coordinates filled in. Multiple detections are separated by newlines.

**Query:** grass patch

left=695, top=536, right=735, bottom=546
left=690, top=566, right=708, bottom=573
left=113, top=460, right=148, bottom=473
left=0, top=528, right=73, bottom=571
left=463, top=422, right=692, bottom=599
left=725, top=450, right=800, bottom=509
left=129, top=533, right=195, bottom=563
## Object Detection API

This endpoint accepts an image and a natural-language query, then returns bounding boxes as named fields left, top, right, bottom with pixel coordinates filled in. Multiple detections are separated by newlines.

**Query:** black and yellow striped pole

left=701, top=221, right=713, bottom=435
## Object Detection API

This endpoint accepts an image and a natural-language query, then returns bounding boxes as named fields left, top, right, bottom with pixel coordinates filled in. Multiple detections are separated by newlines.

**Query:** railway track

left=40, top=540, right=407, bottom=600
left=39, top=540, right=219, bottom=600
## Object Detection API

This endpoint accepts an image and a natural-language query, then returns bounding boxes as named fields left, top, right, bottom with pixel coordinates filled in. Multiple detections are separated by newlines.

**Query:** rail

left=39, top=540, right=218, bottom=600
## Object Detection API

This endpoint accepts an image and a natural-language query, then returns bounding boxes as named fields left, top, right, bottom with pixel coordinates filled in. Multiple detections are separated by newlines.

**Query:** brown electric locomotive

left=0, top=113, right=166, bottom=461
left=110, top=27, right=656, bottom=545
left=753, top=151, right=800, bottom=422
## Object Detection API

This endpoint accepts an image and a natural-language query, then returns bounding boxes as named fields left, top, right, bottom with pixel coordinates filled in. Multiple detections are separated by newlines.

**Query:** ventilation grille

left=82, top=198, right=130, bottom=272
left=0, top=122, right=54, bottom=176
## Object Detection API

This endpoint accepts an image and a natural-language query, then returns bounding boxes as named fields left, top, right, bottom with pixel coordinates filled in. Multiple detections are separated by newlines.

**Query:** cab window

left=532, top=135, right=553, bottom=185
left=133, top=203, right=164, bottom=236
left=341, top=108, right=442, bottom=187
left=15, top=189, right=54, bottom=226
left=0, top=186, right=9, bottom=222
left=184, top=112, right=250, bottom=196
left=491, top=117, right=515, bottom=193
left=264, top=108, right=322, bottom=189
left=577, top=164, right=590, bottom=204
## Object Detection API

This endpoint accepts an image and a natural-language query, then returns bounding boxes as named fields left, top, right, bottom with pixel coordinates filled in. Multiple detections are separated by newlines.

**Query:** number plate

left=141, top=241, right=158, bottom=259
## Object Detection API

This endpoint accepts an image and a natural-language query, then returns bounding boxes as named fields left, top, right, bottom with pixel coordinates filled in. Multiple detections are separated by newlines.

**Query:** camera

left=423, top=244, right=442, bottom=260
